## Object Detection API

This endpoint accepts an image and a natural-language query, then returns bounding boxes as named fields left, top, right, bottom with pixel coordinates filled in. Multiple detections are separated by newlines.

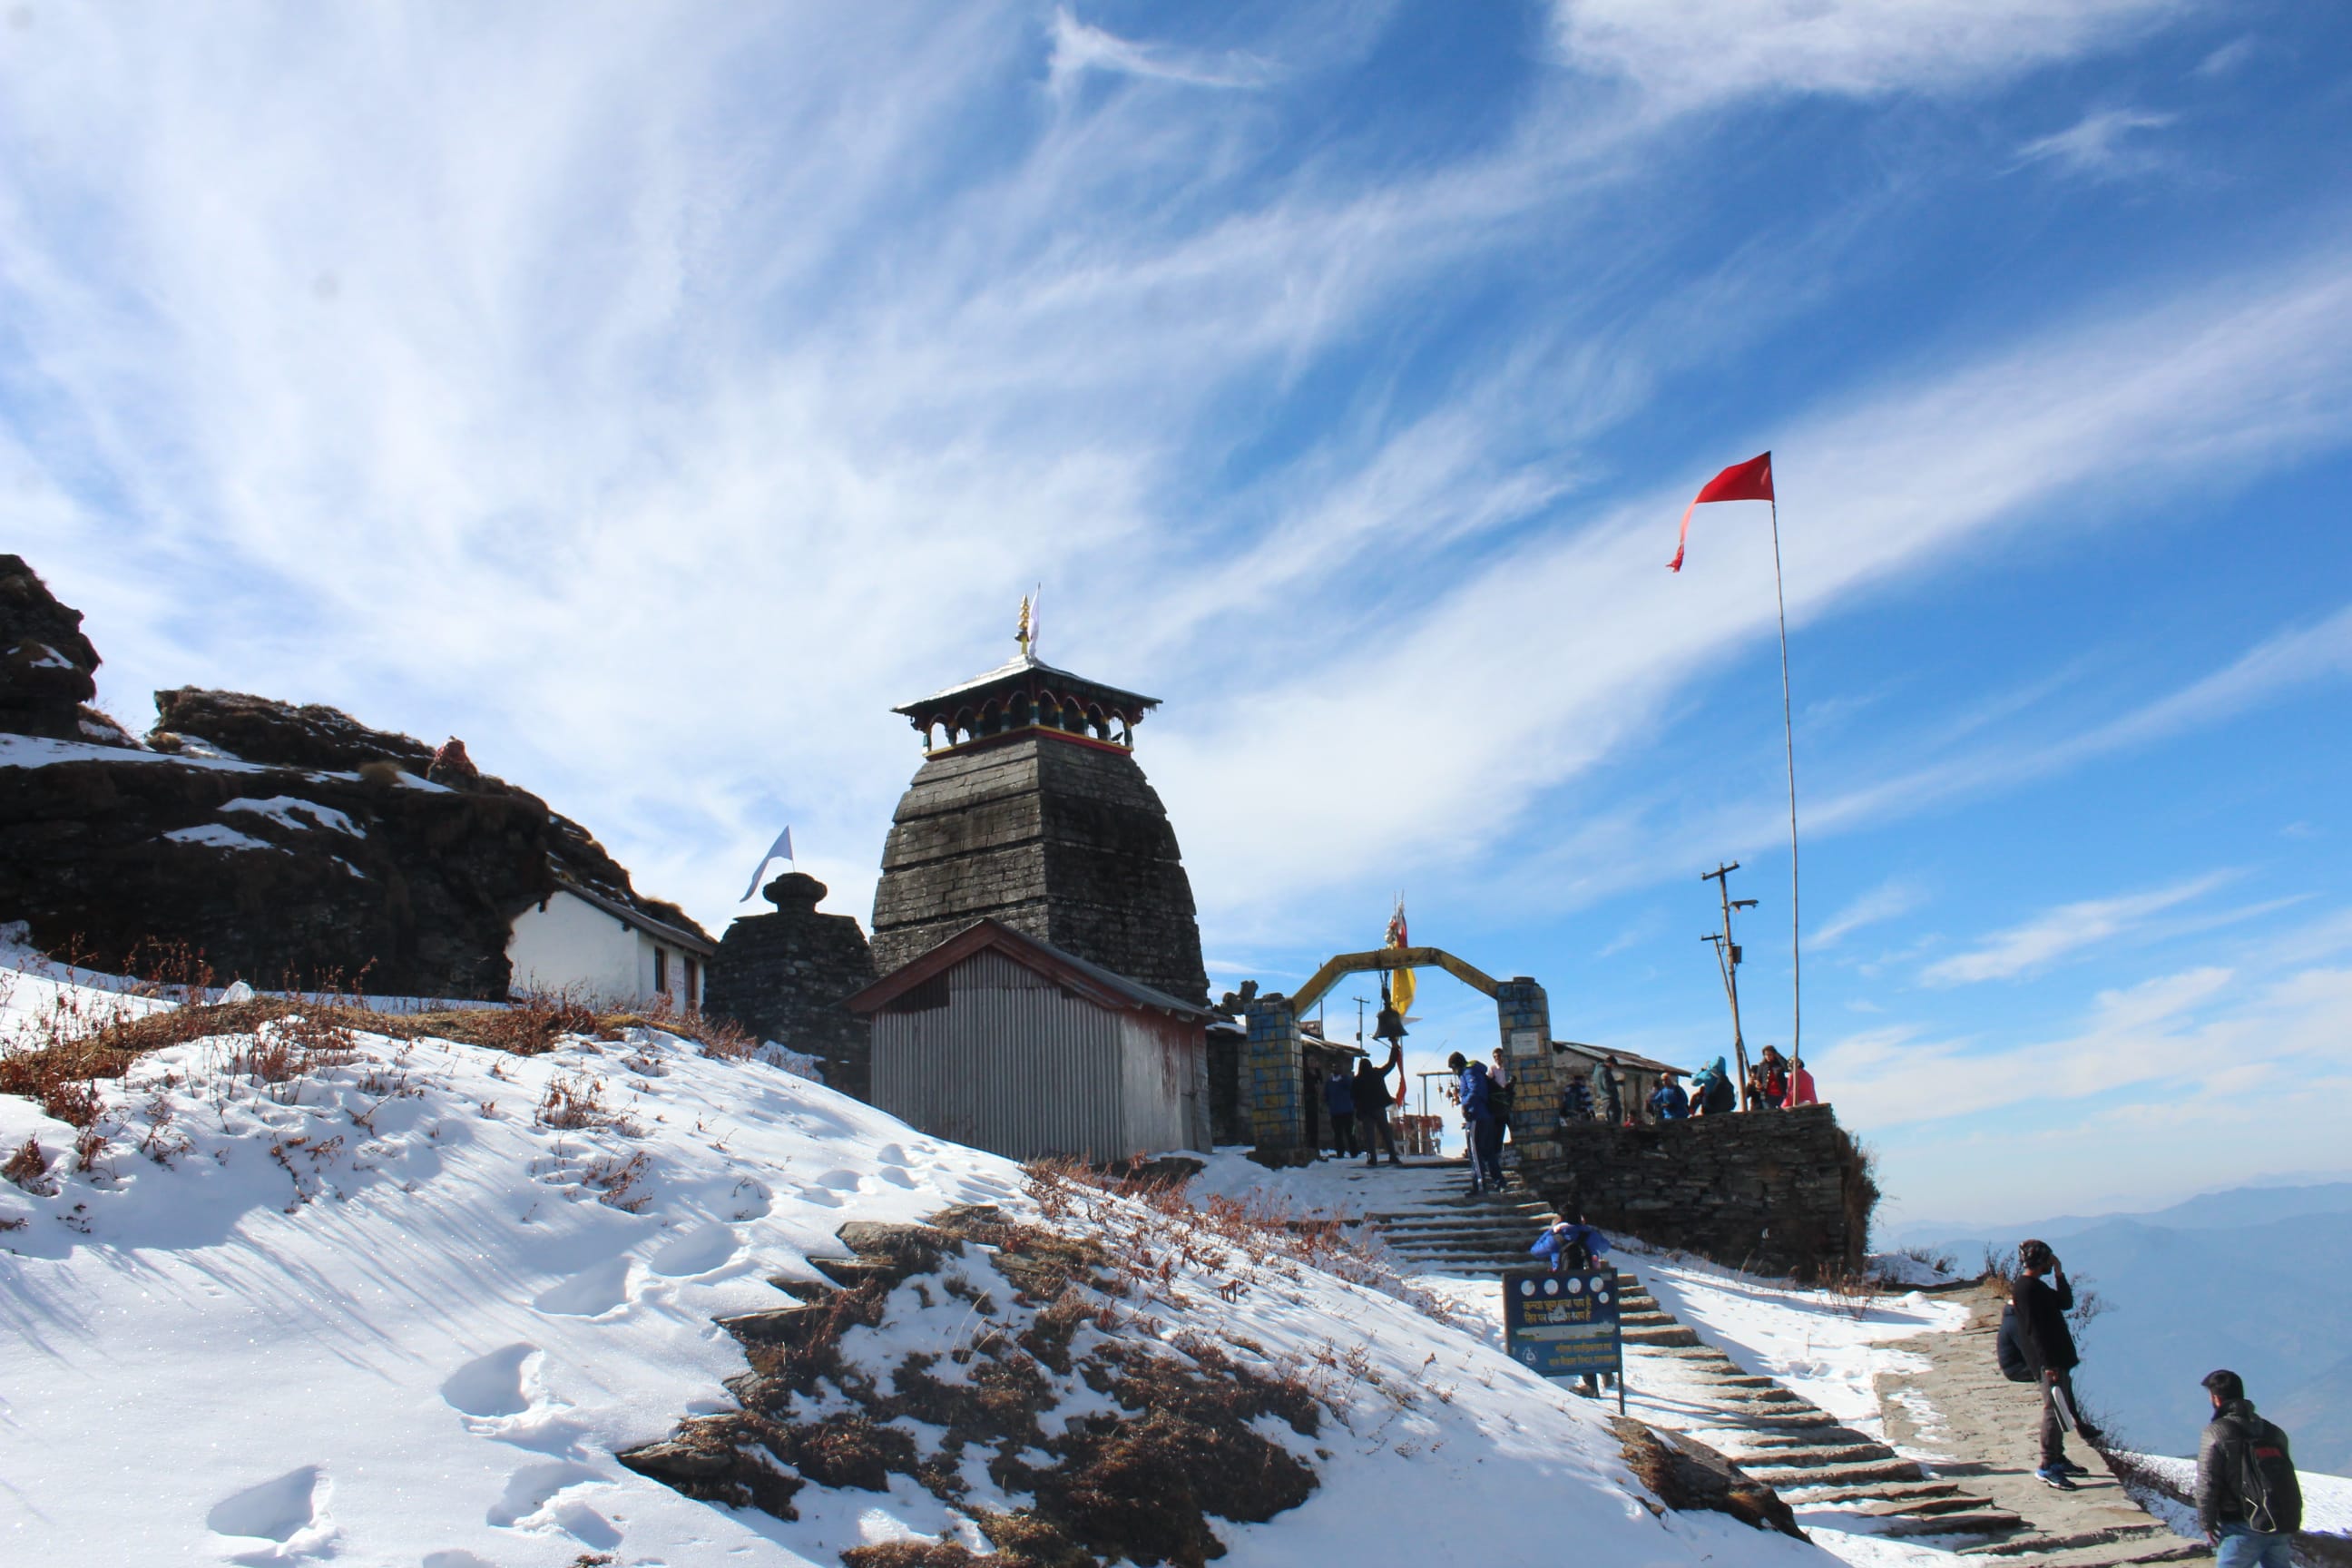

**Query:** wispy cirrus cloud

left=1551, top=0, right=2189, bottom=109
left=2015, top=105, right=2178, bottom=179
left=1047, top=9, right=1279, bottom=93
left=1814, top=877, right=1926, bottom=949
left=1922, top=872, right=2231, bottom=985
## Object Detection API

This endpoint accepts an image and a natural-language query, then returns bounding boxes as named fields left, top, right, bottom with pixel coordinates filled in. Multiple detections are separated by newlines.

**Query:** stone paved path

left=1874, top=1282, right=2209, bottom=1566
left=1338, top=1159, right=2206, bottom=1564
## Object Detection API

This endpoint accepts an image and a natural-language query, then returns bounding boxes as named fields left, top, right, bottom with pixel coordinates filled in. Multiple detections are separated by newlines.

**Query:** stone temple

left=869, top=641, right=1209, bottom=1008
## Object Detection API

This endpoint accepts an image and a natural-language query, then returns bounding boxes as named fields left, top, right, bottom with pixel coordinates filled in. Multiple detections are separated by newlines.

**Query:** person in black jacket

left=2196, top=1368, right=2302, bottom=1565
left=1351, top=1044, right=1404, bottom=1168
left=2012, top=1239, right=2095, bottom=1487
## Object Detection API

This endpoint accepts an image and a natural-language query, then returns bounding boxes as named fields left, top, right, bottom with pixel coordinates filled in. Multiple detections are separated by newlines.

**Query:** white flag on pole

left=739, top=825, right=796, bottom=901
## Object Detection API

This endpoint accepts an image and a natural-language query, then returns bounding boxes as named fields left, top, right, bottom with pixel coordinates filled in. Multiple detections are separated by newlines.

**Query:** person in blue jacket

left=1531, top=1219, right=1612, bottom=1271
left=1690, top=1056, right=1737, bottom=1116
left=1448, top=1050, right=1505, bottom=1196
left=1322, top=1067, right=1359, bottom=1158
left=1648, top=1071, right=1690, bottom=1122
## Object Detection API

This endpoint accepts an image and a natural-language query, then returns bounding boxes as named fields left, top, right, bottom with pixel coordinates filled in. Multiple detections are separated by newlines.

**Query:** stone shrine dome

left=869, top=640, right=1208, bottom=1008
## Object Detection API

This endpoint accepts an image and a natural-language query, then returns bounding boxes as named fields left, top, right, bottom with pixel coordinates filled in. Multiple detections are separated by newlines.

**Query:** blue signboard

left=1501, top=1267, right=1622, bottom=1382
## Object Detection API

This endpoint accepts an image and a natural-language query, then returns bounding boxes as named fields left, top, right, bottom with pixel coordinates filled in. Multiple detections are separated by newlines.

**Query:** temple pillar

left=1497, top=976, right=1561, bottom=1166
left=1244, top=995, right=1304, bottom=1153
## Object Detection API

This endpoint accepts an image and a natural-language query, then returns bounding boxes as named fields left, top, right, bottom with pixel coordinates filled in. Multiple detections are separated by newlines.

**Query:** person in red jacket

left=1787, top=1055, right=1818, bottom=1106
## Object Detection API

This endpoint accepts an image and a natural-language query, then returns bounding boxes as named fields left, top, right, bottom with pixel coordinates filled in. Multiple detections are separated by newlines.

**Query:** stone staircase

left=1347, top=1160, right=2197, bottom=1562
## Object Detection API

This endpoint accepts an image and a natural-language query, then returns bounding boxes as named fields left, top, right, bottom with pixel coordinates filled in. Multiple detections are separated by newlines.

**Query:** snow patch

left=161, top=822, right=284, bottom=853
left=221, top=796, right=367, bottom=838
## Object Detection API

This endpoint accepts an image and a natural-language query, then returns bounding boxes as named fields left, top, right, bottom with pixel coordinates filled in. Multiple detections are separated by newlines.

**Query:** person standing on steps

left=1489, top=1047, right=1517, bottom=1148
left=1322, top=1066, right=1359, bottom=1159
left=2197, top=1368, right=2302, bottom=1567
left=1352, top=1042, right=1405, bottom=1168
left=2012, top=1239, right=2095, bottom=1489
left=1450, top=1050, right=1504, bottom=1196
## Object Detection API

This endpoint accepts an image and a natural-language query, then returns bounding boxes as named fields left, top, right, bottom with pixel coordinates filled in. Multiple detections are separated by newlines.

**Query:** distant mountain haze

left=1901, top=1183, right=2352, bottom=1473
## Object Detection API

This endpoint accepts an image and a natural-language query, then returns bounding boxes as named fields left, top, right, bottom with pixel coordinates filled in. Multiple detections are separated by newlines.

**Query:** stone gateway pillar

left=1242, top=995, right=1303, bottom=1152
left=1496, top=976, right=1562, bottom=1166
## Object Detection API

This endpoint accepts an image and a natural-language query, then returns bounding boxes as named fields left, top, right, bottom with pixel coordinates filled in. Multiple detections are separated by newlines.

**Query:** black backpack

left=2230, top=1415, right=2303, bottom=1534
left=1994, top=1306, right=2035, bottom=1382
left=1490, top=1077, right=1517, bottom=1119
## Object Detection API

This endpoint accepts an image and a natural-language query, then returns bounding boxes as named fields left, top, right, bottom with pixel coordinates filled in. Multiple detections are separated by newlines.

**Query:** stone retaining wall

left=1522, top=1102, right=1876, bottom=1279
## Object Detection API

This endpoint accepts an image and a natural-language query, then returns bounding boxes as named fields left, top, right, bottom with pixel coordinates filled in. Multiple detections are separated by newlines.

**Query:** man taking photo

left=2012, top=1239, right=2094, bottom=1489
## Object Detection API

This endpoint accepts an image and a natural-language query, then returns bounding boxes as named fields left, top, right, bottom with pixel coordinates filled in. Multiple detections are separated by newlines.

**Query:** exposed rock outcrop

left=702, top=873, right=877, bottom=1100
left=0, top=559, right=707, bottom=997
left=1, top=555, right=103, bottom=742
left=1612, top=1416, right=1805, bottom=1538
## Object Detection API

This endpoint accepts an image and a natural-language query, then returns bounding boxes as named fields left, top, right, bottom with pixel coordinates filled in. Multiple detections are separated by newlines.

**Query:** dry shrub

left=3, top=1135, right=55, bottom=1195
left=841, top=1542, right=1013, bottom=1568
left=457, top=989, right=601, bottom=1056
left=536, top=1072, right=630, bottom=1133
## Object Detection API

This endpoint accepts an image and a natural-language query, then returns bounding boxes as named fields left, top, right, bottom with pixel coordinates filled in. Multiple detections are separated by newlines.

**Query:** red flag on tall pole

left=1667, top=447, right=1801, bottom=1087
left=1666, top=451, right=1773, bottom=573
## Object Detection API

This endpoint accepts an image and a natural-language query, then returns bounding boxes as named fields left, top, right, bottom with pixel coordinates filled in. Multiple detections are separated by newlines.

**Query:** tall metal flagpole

left=1767, top=497, right=1799, bottom=1064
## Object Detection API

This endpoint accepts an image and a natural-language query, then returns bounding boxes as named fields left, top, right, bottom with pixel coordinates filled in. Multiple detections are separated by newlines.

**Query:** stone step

left=1620, top=1325, right=1704, bottom=1348
left=1795, top=1480, right=1971, bottom=1507
left=1753, top=1456, right=1929, bottom=1489
left=1961, top=1526, right=2201, bottom=1565
left=1874, top=1512, right=2029, bottom=1540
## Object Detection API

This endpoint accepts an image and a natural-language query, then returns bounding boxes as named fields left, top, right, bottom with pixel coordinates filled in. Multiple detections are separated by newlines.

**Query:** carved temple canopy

left=892, top=650, right=1161, bottom=755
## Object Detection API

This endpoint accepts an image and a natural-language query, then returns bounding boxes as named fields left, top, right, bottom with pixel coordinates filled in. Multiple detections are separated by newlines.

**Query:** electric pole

left=1701, top=862, right=1760, bottom=1111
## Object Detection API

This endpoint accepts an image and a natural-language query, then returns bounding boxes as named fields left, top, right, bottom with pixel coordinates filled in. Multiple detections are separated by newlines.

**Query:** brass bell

left=1373, top=1004, right=1408, bottom=1044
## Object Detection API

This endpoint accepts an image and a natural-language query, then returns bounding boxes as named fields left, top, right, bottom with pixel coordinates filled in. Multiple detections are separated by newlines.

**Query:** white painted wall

left=506, top=890, right=705, bottom=1008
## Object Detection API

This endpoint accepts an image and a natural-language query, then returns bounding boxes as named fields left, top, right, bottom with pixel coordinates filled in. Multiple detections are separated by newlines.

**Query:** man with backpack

left=1591, top=1054, right=1625, bottom=1126
left=1449, top=1050, right=1505, bottom=1196
left=2011, top=1239, right=2095, bottom=1488
left=2197, top=1369, right=2302, bottom=1565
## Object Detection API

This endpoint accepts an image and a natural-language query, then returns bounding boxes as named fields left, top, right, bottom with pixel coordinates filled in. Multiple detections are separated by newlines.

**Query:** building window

left=655, top=947, right=670, bottom=995
left=684, top=956, right=700, bottom=1004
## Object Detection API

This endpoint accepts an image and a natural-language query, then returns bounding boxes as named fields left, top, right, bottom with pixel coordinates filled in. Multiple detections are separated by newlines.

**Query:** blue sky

left=5, top=2, right=2350, bottom=1227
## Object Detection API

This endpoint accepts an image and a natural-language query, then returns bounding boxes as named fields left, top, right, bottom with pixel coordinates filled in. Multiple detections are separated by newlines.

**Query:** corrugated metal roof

left=847, top=917, right=1212, bottom=1021
left=1554, top=1039, right=1687, bottom=1075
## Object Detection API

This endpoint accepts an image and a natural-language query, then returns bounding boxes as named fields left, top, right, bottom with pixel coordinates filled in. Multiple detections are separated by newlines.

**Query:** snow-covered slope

left=1, top=965, right=1838, bottom=1566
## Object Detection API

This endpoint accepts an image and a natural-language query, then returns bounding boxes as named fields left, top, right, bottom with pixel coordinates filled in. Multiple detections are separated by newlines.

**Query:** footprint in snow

left=442, top=1342, right=590, bottom=1456
left=877, top=1166, right=919, bottom=1189
left=423, top=1553, right=498, bottom=1568
left=207, top=1465, right=334, bottom=1560
left=814, top=1168, right=864, bottom=1191
left=442, top=1344, right=537, bottom=1418
left=486, top=1461, right=622, bottom=1548
left=647, top=1223, right=740, bottom=1278
left=531, top=1258, right=632, bottom=1317
left=876, top=1142, right=910, bottom=1166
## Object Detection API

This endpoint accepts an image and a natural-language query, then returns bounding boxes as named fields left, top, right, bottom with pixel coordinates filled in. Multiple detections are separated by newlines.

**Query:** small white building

left=506, top=878, right=716, bottom=1009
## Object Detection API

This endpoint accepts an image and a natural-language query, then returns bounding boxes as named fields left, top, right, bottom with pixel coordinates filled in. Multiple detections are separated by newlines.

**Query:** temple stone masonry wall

left=1522, top=1103, right=1875, bottom=1279
left=704, top=873, right=878, bottom=1102
left=869, top=734, right=1209, bottom=1007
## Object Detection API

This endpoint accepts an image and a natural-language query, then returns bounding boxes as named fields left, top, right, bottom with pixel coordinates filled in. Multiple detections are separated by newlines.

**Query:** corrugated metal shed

left=848, top=919, right=1210, bottom=1162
